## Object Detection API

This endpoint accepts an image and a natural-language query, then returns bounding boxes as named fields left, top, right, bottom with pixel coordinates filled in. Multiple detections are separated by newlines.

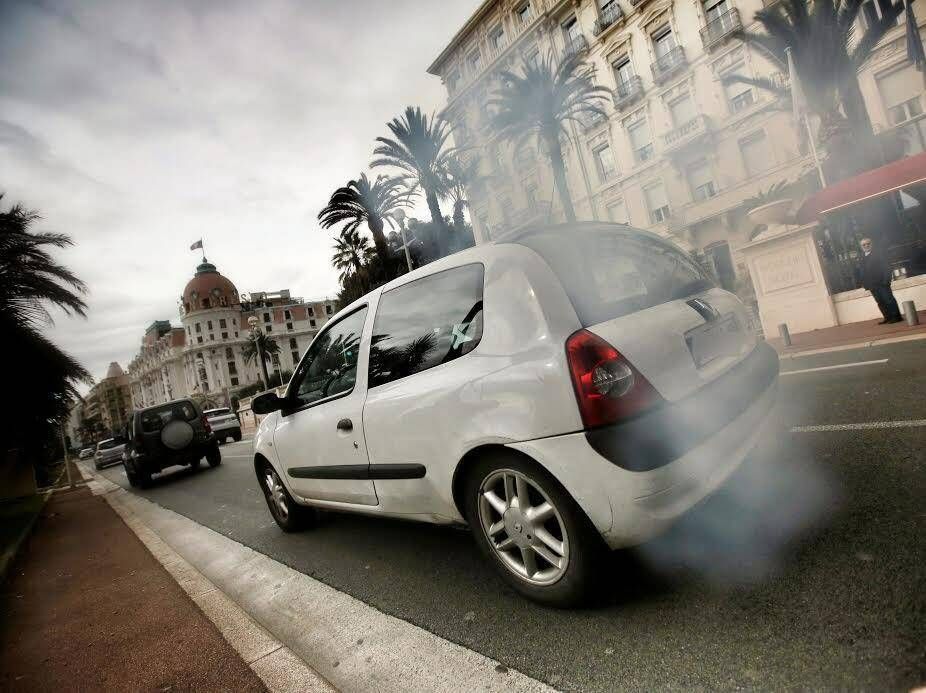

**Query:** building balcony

left=501, top=201, right=553, bottom=237
left=514, top=8, right=536, bottom=36
left=564, top=34, right=589, bottom=58
left=612, top=75, right=644, bottom=110
left=662, top=114, right=713, bottom=154
left=652, top=46, right=687, bottom=84
left=486, top=35, right=510, bottom=63
left=593, top=2, right=625, bottom=36
left=580, top=110, right=608, bottom=130
left=700, top=9, right=742, bottom=51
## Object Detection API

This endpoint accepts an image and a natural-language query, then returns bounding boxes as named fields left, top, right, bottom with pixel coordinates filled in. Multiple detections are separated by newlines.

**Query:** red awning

left=796, top=151, right=926, bottom=223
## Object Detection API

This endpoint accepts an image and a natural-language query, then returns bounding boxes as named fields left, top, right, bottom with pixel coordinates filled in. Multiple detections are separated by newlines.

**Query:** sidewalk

left=0, top=487, right=266, bottom=692
left=767, top=310, right=926, bottom=355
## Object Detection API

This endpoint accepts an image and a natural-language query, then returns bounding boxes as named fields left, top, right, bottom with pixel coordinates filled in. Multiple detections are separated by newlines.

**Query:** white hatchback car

left=251, top=223, right=778, bottom=605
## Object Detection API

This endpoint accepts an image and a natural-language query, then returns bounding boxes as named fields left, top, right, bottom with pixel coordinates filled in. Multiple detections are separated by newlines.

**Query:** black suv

left=123, top=399, right=221, bottom=487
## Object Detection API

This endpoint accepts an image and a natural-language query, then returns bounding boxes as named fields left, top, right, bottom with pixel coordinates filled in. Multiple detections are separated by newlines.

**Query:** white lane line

left=792, top=420, right=926, bottom=432
left=781, top=358, right=888, bottom=376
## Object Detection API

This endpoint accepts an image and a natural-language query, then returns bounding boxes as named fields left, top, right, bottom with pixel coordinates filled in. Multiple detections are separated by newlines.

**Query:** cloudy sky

left=0, top=0, right=479, bottom=387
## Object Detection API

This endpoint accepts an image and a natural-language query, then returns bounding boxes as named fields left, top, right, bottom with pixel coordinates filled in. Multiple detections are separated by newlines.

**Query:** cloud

left=1, top=0, right=481, bottom=385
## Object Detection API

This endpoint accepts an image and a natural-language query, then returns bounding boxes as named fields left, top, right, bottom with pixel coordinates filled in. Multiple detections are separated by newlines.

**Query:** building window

left=286, top=322, right=294, bottom=330
left=739, top=130, right=773, bottom=177
left=593, top=143, right=617, bottom=181
left=222, top=331, right=228, bottom=339
left=263, top=312, right=271, bottom=322
left=228, top=362, right=238, bottom=376
left=687, top=159, right=717, bottom=201
left=704, top=0, right=732, bottom=26
left=326, top=305, right=333, bottom=315
left=653, top=25, right=678, bottom=62
left=490, top=26, right=506, bottom=51
left=878, top=63, right=926, bottom=154
left=265, top=325, right=272, bottom=333
left=195, top=322, right=201, bottom=333
left=644, top=183, right=671, bottom=223
left=721, top=60, right=755, bottom=114
left=202, top=298, right=211, bottom=309
left=291, top=350, right=300, bottom=364
left=207, top=320, right=213, bottom=330
left=225, top=347, right=234, bottom=358
left=219, top=318, right=227, bottom=328
left=284, top=310, right=291, bottom=320
left=612, top=56, right=635, bottom=90
left=668, top=93, right=697, bottom=127
left=862, top=0, right=902, bottom=28
left=468, top=49, right=483, bottom=74
left=448, top=70, right=461, bottom=94
left=627, top=118, right=654, bottom=163
left=231, top=376, right=239, bottom=386
left=197, top=336, right=203, bottom=344
left=310, top=319, right=317, bottom=328
left=209, top=334, right=214, bottom=341
left=606, top=199, right=628, bottom=224
left=307, top=307, right=314, bottom=316
left=289, top=338, right=298, bottom=349
left=516, top=2, right=532, bottom=25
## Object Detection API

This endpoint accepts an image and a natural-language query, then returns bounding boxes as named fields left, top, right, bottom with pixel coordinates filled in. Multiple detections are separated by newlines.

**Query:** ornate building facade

left=128, top=259, right=337, bottom=409
left=427, top=0, right=925, bottom=296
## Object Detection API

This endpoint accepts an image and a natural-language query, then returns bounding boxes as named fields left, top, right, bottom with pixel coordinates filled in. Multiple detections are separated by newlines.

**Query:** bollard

left=902, top=300, right=919, bottom=326
left=778, top=323, right=792, bottom=347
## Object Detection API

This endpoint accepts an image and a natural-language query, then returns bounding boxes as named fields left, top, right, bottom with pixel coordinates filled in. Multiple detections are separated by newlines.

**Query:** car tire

left=126, top=466, right=138, bottom=487
left=136, top=467, right=152, bottom=489
left=206, top=443, right=221, bottom=467
left=190, top=457, right=201, bottom=470
left=258, top=461, right=315, bottom=532
left=462, top=452, right=604, bottom=608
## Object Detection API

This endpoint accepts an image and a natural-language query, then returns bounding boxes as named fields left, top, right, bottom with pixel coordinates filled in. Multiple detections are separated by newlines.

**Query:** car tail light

left=565, top=329, right=664, bottom=429
left=201, top=414, right=212, bottom=433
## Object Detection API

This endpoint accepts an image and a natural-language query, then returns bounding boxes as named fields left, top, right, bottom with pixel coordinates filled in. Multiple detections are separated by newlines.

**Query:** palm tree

left=442, top=155, right=483, bottom=235
left=0, top=194, right=90, bottom=458
left=242, top=331, right=280, bottom=366
left=488, top=52, right=611, bottom=222
left=372, top=106, right=454, bottom=240
left=727, top=0, right=901, bottom=169
left=331, top=228, right=374, bottom=290
left=318, top=173, right=406, bottom=271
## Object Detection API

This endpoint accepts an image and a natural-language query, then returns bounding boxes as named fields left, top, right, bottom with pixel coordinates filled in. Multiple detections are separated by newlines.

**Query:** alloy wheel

left=264, top=467, right=289, bottom=519
left=477, top=469, right=569, bottom=585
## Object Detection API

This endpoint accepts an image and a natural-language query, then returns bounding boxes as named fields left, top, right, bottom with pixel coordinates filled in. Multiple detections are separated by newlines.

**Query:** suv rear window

left=140, top=401, right=197, bottom=433
left=205, top=408, right=230, bottom=417
left=98, top=439, right=120, bottom=450
left=514, top=226, right=713, bottom=326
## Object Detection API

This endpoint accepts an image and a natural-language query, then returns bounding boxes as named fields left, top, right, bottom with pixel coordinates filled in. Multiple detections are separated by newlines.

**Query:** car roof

left=137, top=398, right=197, bottom=413
left=204, top=408, right=230, bottom=414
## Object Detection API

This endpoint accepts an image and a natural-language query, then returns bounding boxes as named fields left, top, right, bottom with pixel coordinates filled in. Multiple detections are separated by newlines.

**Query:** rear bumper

left=507, top=344, right=779, bottom=549
left=131, top=437, right=216, bottom=473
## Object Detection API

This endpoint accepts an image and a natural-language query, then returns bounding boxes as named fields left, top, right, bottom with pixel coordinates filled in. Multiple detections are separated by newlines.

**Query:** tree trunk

left=545, top=133, right=576, bottom=222
left=425, top=188, right=447, bottom=257
left=366, top=216, right=392, bottom=278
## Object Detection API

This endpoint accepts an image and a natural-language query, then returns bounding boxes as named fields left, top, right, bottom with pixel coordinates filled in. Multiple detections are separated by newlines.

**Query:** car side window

left=368, top=264, right=484, bottom=389
left=289, top=306, right=368, bottom=407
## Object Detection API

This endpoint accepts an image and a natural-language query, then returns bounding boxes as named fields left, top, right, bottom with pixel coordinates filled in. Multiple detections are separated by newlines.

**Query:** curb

left=76, top=462, right=336, bottom=693
left=775, top=331, right=926, bottom=359
left=0, top=490, right=52, bottom=587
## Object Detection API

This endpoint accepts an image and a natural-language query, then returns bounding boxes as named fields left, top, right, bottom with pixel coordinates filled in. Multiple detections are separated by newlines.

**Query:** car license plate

left=686, top=315, right=742, bottom=368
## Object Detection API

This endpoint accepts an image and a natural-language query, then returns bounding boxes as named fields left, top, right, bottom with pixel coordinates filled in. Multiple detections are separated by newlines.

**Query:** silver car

left=204, top=407, right=242, bottom=443
left=94, top=438, right=126, bottom=470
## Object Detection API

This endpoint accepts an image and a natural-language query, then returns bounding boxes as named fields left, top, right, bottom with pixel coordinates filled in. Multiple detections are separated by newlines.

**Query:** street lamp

left=393, top=208, right=414, bottom=273
left=247, top=316, right=272, bottom=390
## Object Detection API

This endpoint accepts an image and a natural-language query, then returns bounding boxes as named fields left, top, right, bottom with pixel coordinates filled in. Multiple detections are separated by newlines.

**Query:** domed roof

left=182, top=259, right=239, bottom=314
left=105, top=362, right=125, bottom=379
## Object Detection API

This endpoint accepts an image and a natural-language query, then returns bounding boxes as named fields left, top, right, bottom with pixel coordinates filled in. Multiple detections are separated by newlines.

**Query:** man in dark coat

left=859, top=237, right=902, bottom=324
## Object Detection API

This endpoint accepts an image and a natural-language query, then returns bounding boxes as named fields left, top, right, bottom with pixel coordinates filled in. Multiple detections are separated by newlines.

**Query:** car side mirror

left=251, top=392, right=287, bottom=415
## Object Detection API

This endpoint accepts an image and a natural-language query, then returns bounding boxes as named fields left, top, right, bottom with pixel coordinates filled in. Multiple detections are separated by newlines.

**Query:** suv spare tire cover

left=161, top=420, right=195, bottom=450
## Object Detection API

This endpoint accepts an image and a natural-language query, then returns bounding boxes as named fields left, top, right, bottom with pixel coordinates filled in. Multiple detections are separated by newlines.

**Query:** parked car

left=123, top=398, right=221, bottom=488
left=94, top=438, right=126, bottom=470
left=204, top=407, right=242, bottom=443
left=78, top=447, right=95, bottom=460
left=251, top=223, right=779, bottom=606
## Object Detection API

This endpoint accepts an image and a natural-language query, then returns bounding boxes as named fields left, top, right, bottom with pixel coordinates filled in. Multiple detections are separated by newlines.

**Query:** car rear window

left=140, top=402, right=198, bottom=433
left=98, top=439, right=119, bottom=450
left=513, top=226, right=713, bottom=326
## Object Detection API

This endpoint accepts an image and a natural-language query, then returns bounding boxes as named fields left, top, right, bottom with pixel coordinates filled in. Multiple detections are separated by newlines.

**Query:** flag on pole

left=906, top=0, right=926, bottom=84
left=190, top=239, right=203, bottom=251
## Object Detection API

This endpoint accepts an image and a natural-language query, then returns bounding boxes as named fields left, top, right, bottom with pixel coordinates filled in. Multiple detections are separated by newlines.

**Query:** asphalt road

left=100, top=340, right=926, bottom=691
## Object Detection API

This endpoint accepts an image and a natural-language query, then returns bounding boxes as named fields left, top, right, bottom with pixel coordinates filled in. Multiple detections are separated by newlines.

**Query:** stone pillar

left=740, top=222, right=838, bottom=337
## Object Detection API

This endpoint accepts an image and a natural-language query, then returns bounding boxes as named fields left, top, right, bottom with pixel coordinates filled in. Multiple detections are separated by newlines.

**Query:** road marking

left=780, top=359, right=888, bottom=376
left=791, top=419, right=926, bottom=432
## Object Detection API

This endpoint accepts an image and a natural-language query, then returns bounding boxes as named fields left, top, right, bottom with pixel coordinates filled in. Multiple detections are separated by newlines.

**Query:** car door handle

left=336, top=418, right=353, bottom=432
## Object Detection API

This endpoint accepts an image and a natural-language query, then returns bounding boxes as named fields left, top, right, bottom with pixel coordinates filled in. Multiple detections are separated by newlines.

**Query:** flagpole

left=804, top=114, right=827, bottom=187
